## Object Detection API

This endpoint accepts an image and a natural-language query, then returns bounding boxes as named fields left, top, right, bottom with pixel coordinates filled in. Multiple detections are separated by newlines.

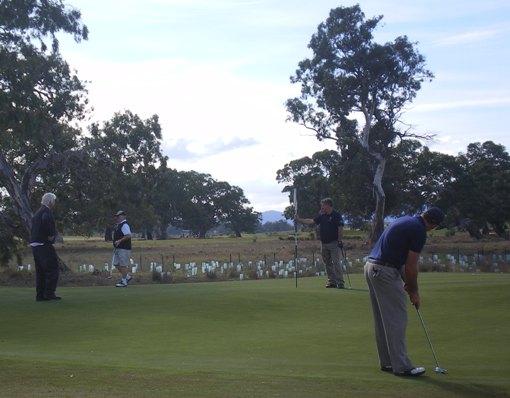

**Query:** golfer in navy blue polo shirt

left=364, top=207, right=445, bottom=377
left=296, top=198, right=345, bottom=288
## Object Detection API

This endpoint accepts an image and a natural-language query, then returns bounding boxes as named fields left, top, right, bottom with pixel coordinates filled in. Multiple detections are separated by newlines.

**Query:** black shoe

left=45, top=296, right=62, bottom=301
left=325, top=283, right=337, bottom=288
left=394, top=367, right=426, bottom=377
left=336, top=284, right=345, bottom=289
left=380, top=365, right=393, bottom=373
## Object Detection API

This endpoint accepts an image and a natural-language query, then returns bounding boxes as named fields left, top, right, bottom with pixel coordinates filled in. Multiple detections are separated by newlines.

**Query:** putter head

left=434, top=366, right=448, bottom=374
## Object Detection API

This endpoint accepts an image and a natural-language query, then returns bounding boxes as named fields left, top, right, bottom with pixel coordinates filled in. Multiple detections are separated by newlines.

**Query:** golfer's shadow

left=417, top=376, right=510, bottom=398
left=343, top=287, right=369, bottom=293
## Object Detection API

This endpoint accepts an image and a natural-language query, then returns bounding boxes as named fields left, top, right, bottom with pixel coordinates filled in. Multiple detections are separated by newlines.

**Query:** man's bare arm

left=295, top=217, right=315, bottom=225
left=404, top=250, right=420, bottom=309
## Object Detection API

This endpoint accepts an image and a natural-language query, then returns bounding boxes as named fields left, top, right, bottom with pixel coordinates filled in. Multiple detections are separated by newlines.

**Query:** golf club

left=416, top=307, right=448, bottom=374
left=339, top=244, right=352, bottom=289
left=293, top=188, right=298, bottom=288
left=107, top=247, right=117, bottom=279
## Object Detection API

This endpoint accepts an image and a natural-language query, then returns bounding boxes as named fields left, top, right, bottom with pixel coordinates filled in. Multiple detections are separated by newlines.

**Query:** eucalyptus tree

left=0, top=0, right=88, bottom=267
left=286, top=5, right=433, bottom=241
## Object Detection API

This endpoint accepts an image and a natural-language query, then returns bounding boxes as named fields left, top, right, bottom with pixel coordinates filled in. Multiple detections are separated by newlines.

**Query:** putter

left=107, top=248, right=117, bottom=279
left=339, top=245, right=352, bottom=289
left=416, top=307, right=448, bottom=374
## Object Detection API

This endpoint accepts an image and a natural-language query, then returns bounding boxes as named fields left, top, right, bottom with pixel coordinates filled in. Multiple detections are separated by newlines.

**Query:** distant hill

left=261, top=210, right=289, bottom=224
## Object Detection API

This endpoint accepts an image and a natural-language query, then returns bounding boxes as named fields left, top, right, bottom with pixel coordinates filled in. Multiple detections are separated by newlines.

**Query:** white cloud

left=63, top=52, right=335, bottom=211
left=59, top=0, right=510, bottom=211
left=410, top=97, right=510, bottom=112
left=433, top=27, right=507, bottom=47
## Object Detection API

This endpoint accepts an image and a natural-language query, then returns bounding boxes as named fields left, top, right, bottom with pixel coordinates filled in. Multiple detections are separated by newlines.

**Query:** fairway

left=1, top=274, right=509, bottom=398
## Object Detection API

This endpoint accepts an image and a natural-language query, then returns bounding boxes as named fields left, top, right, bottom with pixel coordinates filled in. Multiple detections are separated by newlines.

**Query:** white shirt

left=121, top=223, right=131, bottom=235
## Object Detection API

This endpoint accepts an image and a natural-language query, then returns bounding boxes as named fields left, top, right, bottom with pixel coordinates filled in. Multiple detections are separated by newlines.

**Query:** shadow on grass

left=418, top=376, right=510, bottom=398
left=344, top=287, right=369, bottom=292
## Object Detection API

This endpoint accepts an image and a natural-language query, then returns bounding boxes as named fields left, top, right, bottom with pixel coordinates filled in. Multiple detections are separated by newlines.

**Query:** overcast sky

left=59, top=0, right=510, bottom=212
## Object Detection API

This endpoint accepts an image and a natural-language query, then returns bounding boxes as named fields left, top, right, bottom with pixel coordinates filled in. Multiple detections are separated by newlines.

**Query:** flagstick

left=294, top=188, right=298, bottom=288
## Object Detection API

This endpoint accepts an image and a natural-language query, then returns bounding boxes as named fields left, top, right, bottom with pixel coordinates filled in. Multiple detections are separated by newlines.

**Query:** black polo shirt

left=314, top=210, right=344, bottom=244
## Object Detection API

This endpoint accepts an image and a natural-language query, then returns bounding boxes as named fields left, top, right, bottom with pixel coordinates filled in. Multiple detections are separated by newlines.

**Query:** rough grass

left=0, top=274, right=509, bottom=397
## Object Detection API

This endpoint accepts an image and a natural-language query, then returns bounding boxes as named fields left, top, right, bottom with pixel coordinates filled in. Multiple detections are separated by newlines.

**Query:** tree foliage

left=0, top=0, right=89, bottom=268
left=0, top=1, right=259, bottom=266
left=173, top=171, right=257, bottom=238
left=286, top=5, right=433, bottom=241
left=278, top=140, right=510, bottom=239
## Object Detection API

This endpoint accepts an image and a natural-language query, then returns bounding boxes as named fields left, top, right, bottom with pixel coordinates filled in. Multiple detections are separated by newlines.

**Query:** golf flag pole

left=293, top=188, right=298, bottom=288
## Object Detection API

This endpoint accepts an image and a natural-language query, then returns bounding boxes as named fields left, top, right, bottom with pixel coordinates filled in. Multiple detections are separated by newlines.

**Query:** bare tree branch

left=20, top=149, right=85, bottom=196
left=0, top=150, right=33, bottom=230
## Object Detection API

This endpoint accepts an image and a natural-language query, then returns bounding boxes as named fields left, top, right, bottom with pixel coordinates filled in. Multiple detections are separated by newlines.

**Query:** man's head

left=422, top=207, right=445, bottom=231
left=320, top=198, right=334, bottom=215
left=41, top=193, right=57, bottom=209
left=114, top=210, right=126, bottom=223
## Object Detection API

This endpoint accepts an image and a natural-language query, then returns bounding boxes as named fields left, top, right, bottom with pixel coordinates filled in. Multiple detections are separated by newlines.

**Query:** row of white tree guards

left=15, top=252, right=510, bottom=275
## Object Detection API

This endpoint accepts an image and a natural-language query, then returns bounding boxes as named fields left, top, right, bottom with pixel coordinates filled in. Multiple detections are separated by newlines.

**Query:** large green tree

left=151, top=165, right=182, bottom=239
left=221, top=187, right=260, bottom=237
left=174, top=171, right=258, bottom=238
left=277, top=139, right=425, bottom=229
left=276, top=149, right=340, bottom=220
left=286, top=5, right=433, bottom=241
left=81, top=111, right=167, bottom=237
left=441, top=142, right=510, bottom=238
left=0, top=0, right=88, bottom=266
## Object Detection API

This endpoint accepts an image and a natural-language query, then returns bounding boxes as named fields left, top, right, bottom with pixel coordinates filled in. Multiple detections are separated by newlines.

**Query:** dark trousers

left=32, top=245, right=59, bottom=299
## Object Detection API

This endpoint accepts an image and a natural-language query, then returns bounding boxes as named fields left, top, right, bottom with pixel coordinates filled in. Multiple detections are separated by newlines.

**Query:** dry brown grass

left=8, top=231, right=510, bottom=273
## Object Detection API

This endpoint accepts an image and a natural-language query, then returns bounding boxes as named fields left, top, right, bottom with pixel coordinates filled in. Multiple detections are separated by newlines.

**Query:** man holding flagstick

left=296, top=198, right=345, bottom=289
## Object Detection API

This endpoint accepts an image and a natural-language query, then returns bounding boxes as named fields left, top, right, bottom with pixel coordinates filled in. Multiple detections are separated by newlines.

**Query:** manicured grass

left=1, top=274, right=509, bottom=397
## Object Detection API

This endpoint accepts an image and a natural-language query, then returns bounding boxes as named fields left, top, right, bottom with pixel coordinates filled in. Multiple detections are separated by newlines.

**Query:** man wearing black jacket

left=30, top=193, right=61, bottom=301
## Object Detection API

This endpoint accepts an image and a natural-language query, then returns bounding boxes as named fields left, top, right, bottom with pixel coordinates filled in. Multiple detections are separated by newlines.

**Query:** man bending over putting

left=296, top=198, right=345, bottom=289
left=365, top=207, right=445, bottom=376
left=112, top=210, right=133, bottom=288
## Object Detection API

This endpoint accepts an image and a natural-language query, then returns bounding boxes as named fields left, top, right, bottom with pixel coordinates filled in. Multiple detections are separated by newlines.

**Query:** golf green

left=0, top=274, right=509, bottom=397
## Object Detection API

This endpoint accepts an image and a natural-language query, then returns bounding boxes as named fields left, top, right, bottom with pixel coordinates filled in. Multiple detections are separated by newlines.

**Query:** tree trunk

left=0, top=155, right=34, bottom=234
left=198, top=229, right=207, bottom=239
left=157, top=225, right=168, bottom=240
left=358, top=108, right=389, bottom=244
left=104, top=226, right=113, bottom=241
left=370, top=156, right=386, bottom=244
left=0, top=153, right=71, bottom=272
left=235, top=230, right=242, bottom=238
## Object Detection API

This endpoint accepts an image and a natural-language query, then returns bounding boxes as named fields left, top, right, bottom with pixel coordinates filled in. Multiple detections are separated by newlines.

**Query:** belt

left=368, top=259, right=400, bottom=268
